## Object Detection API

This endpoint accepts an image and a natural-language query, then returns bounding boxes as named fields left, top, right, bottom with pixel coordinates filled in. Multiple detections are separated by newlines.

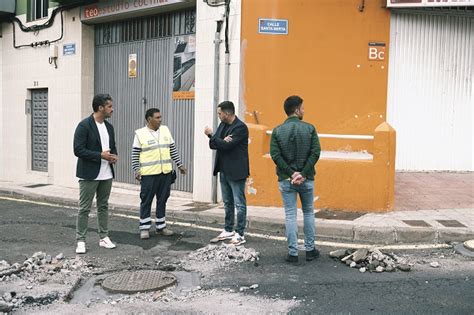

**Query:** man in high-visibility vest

left=132, top=108, right=187, bottom=240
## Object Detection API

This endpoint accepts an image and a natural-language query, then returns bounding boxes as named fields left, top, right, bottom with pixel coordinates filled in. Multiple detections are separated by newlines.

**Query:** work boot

left=140, top=230, right=150, bottom=240
left=156, top=228, right=174, bottom=236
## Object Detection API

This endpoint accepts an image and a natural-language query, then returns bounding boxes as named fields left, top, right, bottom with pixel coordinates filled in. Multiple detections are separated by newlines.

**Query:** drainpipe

left=224, top=52, right=230, bottom=101
left=224, top=2, right=230, bottom=101
left=211, top=19, right=224, bottom=204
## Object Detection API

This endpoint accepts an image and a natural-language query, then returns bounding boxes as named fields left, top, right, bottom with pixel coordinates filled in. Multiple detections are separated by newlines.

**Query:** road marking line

left=0, top=196, right=453, bottom=250
left=112, top=213, right=451, bottom=250
left=0, top=196, right=77, bottom=209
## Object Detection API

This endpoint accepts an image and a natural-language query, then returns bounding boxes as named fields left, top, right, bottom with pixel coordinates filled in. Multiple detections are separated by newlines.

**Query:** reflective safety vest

left=135, top=126, right=173, bottom=175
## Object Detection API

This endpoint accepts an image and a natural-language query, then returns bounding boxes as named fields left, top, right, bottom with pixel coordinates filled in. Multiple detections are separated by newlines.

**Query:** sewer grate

left=183, top=202, right=213, bottom=212
left=315, top=209, right=366, bottom=221
left=24, top=184, right=51, bottom=188
left=436, top=220, right=466, bottom=228
left=101, top=270, right=177, bottom=294
left=402, top=220, right=431, bottom=227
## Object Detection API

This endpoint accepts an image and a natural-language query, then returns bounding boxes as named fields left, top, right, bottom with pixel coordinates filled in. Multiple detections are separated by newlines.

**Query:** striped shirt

left=132, top=126, right=183, bottom=174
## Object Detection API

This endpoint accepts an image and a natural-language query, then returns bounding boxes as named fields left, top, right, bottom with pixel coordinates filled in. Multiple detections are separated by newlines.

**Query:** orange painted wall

left=246, top=122, right=396, bottom=211
left=241, top=0, right=394, bottom=211
left=241, top=0, right=390, bottom=134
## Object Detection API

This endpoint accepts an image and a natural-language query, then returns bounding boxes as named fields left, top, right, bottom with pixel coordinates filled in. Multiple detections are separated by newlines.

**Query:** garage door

left=387, top=10, right=473, bottom=171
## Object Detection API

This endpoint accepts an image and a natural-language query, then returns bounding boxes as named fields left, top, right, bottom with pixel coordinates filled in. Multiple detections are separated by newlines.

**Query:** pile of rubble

left=0, top=252, right=91, bottom=312
left=0, top=252, right=90, bottom=283
left=181, top=244, right=259, bottom=274
left=330, top=248, right=412, bottom=273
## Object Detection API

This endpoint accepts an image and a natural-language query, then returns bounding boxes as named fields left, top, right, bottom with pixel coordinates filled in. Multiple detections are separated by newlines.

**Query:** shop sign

left=258, top=19, right=288, bottom=35
left=368, top=42, right=386, bottom=61
left=81, top=0, right=188, bottom=22
left=387, top=0, right=474, bottom=7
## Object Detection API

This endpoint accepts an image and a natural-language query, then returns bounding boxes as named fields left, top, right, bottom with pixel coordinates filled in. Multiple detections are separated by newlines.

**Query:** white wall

left=193, top=0, right=241, bottom=202
left=0, top=27, right=3, bottom=179
left=0, top=8, right=94, bottom=186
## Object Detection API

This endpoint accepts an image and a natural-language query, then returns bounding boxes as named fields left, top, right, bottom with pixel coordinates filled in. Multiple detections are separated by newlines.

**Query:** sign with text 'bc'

left=368, top=42, right=386, bottom=61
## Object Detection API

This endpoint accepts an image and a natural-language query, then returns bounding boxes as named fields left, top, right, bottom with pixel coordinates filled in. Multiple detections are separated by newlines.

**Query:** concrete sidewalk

left=0, top=176, right=473, bottom=245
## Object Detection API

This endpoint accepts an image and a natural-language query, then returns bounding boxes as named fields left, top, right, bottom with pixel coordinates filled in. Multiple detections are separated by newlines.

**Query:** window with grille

left=95, top=9, right=196, bottom=46
left=27, top=0, right=49, bottom=22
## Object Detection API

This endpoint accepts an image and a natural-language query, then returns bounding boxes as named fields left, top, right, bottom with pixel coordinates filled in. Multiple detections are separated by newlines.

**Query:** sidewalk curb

left=1, top=188, right=473, bottom=245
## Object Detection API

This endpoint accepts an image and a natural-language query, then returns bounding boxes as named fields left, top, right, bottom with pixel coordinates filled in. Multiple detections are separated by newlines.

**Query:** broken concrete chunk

left=397, top=264, right=411, bottom=272
left=329, top=249, right=347, bottom=259
left=430, top=262, right=440, bottom=268
left=351, top=249, right=369, bottom=263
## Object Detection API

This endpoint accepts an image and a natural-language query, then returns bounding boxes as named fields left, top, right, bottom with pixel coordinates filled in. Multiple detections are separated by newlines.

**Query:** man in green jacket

left=270, top=95, right=321, bottom=263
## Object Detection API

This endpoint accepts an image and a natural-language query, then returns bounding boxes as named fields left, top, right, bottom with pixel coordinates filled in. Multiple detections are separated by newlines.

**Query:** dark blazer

left=73, top=114, right=117, bottom=180
left=209, top=116, right=249, bottom=181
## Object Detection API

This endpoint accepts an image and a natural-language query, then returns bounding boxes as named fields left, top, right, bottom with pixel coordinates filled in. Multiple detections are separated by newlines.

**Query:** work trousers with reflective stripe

left=139, top=173, right=172, bottom=231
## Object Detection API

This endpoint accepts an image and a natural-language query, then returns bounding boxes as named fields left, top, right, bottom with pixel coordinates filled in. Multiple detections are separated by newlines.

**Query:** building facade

left=0, top=0, right=472, bottom=211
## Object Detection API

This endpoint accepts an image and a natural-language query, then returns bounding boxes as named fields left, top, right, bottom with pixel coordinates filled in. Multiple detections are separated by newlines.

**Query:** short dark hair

left=284, top=95, right=303, bottom=116
left=92, top=94, right=112, bottom=112
left=218, top=101, right=235, bottom=115
left=145, top=108, right=160, bottom=121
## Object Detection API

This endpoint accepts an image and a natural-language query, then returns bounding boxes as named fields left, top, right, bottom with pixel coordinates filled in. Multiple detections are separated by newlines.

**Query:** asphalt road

left=1, top=198, right=473, bottom=314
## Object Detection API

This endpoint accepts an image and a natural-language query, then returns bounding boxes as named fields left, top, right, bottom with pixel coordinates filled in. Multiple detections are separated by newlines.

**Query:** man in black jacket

left=204, top=101, right=249, bottom=245
left=73, top=94, right=118, bottom=254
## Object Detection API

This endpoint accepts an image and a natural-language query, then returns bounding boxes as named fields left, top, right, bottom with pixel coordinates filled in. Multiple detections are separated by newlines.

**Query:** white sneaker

left=76, top=241, right=86, bottom=254
left=99, top=237, right=116, bottom=249
left=229, top=233, right=246, bottom=245
left=217, top=230, right=235, bottom=241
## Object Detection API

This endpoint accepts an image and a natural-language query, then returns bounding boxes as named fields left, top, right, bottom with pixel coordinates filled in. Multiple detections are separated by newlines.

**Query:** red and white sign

left=388, top=0, right=474, bottom=7
left=81, top=0, right=188, bottom=22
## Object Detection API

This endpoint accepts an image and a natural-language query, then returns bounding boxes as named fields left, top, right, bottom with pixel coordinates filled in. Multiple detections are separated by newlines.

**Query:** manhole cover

left=101, top=270, right=177, bottom=294
left=464, top=240, right=474, bottom=251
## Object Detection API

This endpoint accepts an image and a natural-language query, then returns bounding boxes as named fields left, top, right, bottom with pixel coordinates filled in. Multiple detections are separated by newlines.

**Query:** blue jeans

left=220, top=173, right=247, bottom=236
left=278, top=180, right=315, bottom=256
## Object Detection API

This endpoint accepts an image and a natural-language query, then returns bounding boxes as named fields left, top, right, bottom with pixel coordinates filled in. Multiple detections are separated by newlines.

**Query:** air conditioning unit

left=206, top=0, right=226, bottom=4
left=54, top=0, right=99, bottom=5
left=0, top=0, right=15, bottom=18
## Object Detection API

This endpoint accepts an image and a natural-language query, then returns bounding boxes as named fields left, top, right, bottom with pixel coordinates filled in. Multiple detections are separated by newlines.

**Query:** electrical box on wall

left=50, top=45, right=58, bottom=58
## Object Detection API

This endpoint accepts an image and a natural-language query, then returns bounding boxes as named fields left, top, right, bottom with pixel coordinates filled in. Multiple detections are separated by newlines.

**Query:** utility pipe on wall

left=223, top=1, right=231, bottom=101
left=211, top=19, right=224, bottom=204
